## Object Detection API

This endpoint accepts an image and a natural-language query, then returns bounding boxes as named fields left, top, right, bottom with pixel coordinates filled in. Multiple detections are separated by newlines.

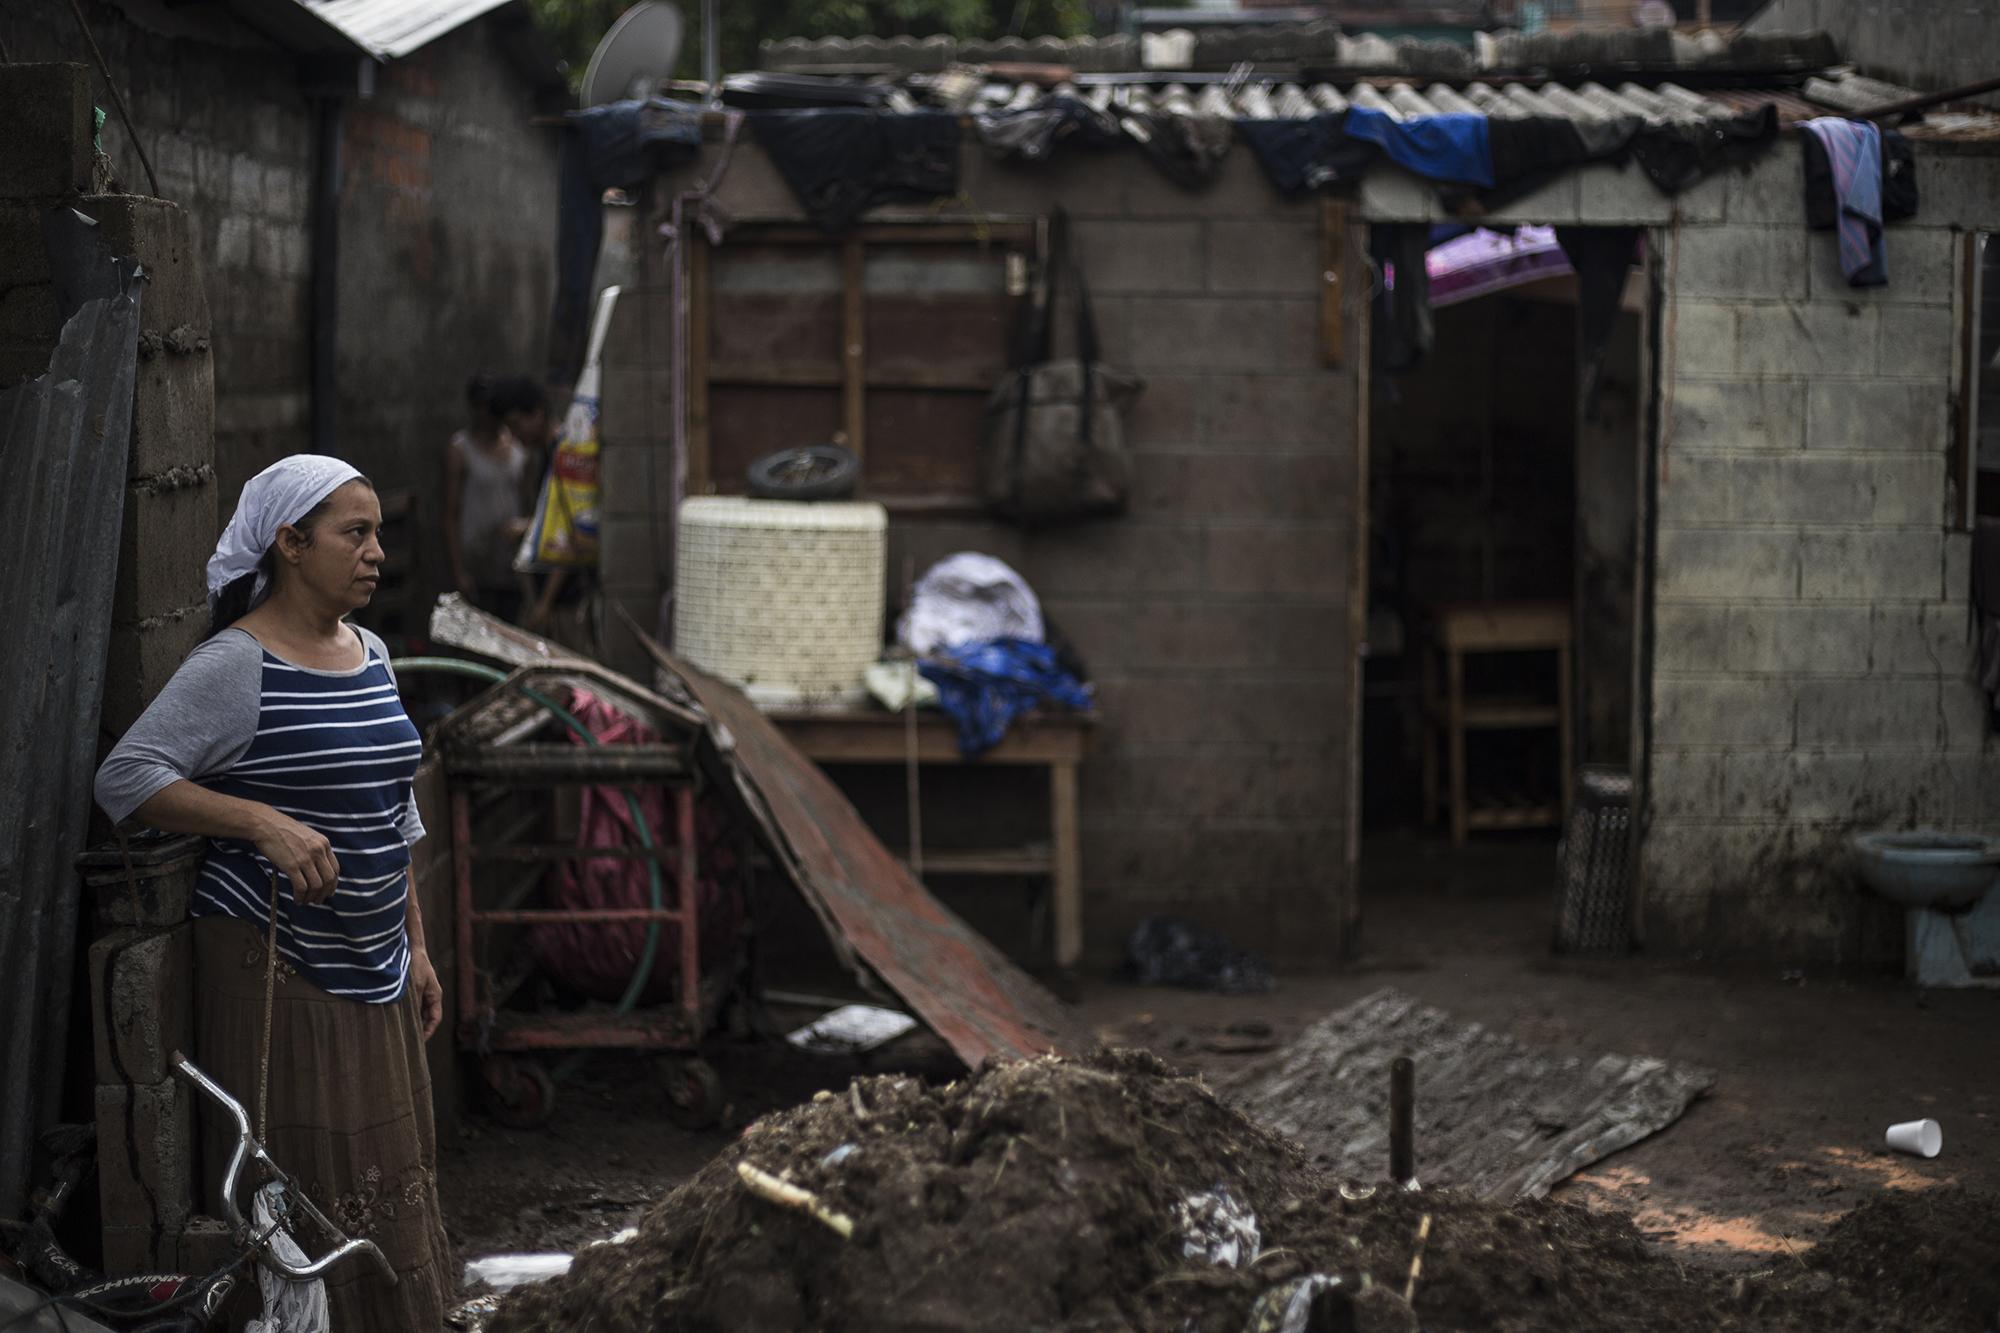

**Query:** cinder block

left=0, top=202, right=53, bottom=290
left=1765, top=454, right=1879, bottom=526
left=130, top=343, right=216, bottom=478
left=102, top=1224, right=183, bottom=1278
left=101, top=604, right=207, bottom=738
left=1203, top=523, right=1350, bottom=598
left=0, top=282, right=58, bottom=346
left=1124, top=374, right=1208, bottom=449
left=1806, top=379, right=1948, bottom=452
left=1871, top=602, right=1979, bottom=678
left=1867, top=454, right=1946, bottom=526
left=212, top=215, right=252, bottom=271
left=1725, top=603, right=1872, bottom=675
left=961, top=149, right=1124, bottom=221
left=1877, top=304, right=1954, bottom=377
left=1356, top=167, right=1439, bottom=223
left=1072, top=219, right=1202, bottom=294
left=1668, top=301, right=1737, bottom=377
left=76, top=833, right=205, bottom=927
left=1201, top=372, right=1353, bottom=450
left=1947, top=751, right=2000, bottom=825
left=1904, top=152, right=2000, bottom=231
left=1796, top=679, right=1948, bottom=747
left=0, top=64, right=92, bottom=199
left=1943, top=678, right=1991, bottom=752
left=1203, top=218, right=1317, bottom=294
left=598, top=364, right=675, bottom=445
left=1736, top=301, right=1877, bottom=378
left=1650, top=602, right=1730, bottom=672
left=595, top=438, right=673, bottom=520
left=1945, top=531, right=1971, bottom=603
left=227, top=153, right=263, bottom=211
left=1565, top=161, right=1671, bottom=225
left=1675, top=226, right=1807, bottom=302
left=597, top=513, right=665, bottom=588
left=1130, top=453, right=1347, bottom=521
left=90, top=925, right=192, bottom=1086
left=94, top=1079, right=194, bottom=1265
left=1123, top=147, right=1300, bottom=221
left=114, top=473, right=219, bottom=624
left=1656, top=454, right=1735, bottom=525
left=77, top=195, right=210, bottom=333
left=1807, top=226, right=1956, bottom=307
left=1798, top=529, right=1942, bottom=600
left=1023, top=524, right=1208, bottom=597
left=1655, top=526, right=1795, bottom=600
left=1721, top=145, right=1801, bottom=225
left=1669, top=378, right=1804, bottom=453
left=1123, top=295, right=1318, bottom=372
left=1647, top=747, right=1725, bottom=820
left=1479, top=170, right=1582, bottom=227
left=1651, top=675, right=1794, bottom=747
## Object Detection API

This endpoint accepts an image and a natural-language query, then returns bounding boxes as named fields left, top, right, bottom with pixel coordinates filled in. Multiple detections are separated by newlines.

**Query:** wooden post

left=841, top=236, right=866, bottom=459
left=1320, top=199, right=1346, bottom=368
left=1051, top=760, right=1082, bottom=970
left=687, top=232, right=712, bottom=496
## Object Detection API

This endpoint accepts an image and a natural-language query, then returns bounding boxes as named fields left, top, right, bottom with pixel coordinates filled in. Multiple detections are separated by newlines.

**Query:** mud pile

left=490, top=1051, right=1995, bottom=1332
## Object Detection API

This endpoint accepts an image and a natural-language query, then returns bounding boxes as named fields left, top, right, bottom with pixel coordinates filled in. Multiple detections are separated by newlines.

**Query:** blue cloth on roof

left=1800, top=117, right=1886, bottom=287
left=1342, top=107, right=1493, bottom=188
left=917, top=638, right=1094, bottom=760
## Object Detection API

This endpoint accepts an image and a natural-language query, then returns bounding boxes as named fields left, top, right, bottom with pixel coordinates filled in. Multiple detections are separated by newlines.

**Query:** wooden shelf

left=1424, top=695, right=1562, bottom=729
left=897, top=847, right=1054, bottom=877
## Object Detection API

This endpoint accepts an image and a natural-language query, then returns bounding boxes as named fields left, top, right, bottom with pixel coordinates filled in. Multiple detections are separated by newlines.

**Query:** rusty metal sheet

left=0, top=210, right=144, bottom=1219
left=425, top=596, right=1087, bottom=1066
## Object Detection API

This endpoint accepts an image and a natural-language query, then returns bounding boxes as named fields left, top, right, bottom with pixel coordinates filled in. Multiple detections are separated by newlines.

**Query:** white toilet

left=1851, top=832, right=2000, bottom=988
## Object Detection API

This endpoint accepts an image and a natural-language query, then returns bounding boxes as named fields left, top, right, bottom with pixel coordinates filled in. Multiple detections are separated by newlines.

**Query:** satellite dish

left=581, top=2, right=685, bottom=107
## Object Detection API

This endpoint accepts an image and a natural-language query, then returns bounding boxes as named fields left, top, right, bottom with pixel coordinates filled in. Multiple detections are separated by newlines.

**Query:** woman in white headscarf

left=96, top=456, right=451, bottom=1331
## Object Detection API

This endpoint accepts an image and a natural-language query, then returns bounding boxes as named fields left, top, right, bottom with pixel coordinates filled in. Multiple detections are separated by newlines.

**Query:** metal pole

left=702, top=0, right=721, bottom=104
left=1389, top=1054, right=1415, bottom=1187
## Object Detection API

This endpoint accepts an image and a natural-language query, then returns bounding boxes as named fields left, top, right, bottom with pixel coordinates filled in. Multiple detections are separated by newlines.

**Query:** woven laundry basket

left=673, top=497, right=887, bottom=709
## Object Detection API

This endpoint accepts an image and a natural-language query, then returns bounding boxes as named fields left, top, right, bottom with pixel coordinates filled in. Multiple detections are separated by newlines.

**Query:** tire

left=746, top=444, right=860, bottom=501
left=482, top=1056, right=556, bottom=1130
left=662, top=1057, right=725, bottom=1130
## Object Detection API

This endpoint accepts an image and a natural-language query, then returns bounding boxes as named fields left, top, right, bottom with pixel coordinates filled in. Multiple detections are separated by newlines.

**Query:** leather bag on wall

left=979, top=210, right=1142, bottom=525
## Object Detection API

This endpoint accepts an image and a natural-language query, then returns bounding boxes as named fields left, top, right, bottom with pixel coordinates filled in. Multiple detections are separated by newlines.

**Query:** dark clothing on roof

left=1802, top=123, right=1917, bottom=227
left=973, top=96, right=1122, bottom=162
left=752, top=109, right=960, bottom=232
left=1626, top=103, right=1779, bottom=194
left=1124, top=110, right=1234, bottom=190
left=1236, top=114, right=1379, bottom=193
left=1343, top=106, right=1493, bottom=187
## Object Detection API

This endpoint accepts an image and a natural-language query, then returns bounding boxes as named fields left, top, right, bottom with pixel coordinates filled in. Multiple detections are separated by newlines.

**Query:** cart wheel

left=663, top=1057, right=724, bottom=1130
left=483, top=1056, right=556, bottom=1130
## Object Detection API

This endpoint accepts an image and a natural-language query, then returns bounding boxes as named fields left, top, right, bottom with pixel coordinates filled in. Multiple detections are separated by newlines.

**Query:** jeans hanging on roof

left=1800, top=117, right=1888, bottom=287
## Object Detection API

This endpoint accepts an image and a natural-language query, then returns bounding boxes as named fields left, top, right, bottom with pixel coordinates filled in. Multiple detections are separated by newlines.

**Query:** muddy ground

left=439, top=831, right=1999, bottom=1292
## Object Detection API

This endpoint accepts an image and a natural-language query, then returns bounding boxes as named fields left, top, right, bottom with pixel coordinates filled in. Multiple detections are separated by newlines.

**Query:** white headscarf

left=206, top=454, right=364, bottom=612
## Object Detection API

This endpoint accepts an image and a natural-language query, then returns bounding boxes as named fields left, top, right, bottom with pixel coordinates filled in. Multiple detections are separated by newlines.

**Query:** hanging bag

left=979, top=210, right=1142, bottom=525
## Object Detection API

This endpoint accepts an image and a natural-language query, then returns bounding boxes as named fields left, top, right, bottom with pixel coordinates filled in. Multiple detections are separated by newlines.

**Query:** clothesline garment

left=1800, top=116, right=1887, bottom=287
left=751, top=109, right=960, bottom=232
left=94, top=624, right=425, bottom=1001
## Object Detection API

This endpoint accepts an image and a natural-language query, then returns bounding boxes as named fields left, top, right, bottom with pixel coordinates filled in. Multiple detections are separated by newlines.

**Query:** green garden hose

left=389, top=657, right=666, bottom=1061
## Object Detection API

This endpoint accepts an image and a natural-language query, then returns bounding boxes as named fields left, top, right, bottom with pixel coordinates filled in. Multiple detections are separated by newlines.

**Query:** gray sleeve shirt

left=94, top=624, right=426, bottom=845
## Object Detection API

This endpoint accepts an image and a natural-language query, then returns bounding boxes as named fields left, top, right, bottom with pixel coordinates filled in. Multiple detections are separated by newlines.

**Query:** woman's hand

left=251, top=808, right=341, bottom=905
left=409, top=949, right=444, bottom=1040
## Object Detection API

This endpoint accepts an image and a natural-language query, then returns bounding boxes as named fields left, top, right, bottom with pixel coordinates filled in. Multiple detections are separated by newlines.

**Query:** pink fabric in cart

left=532, top=689, right=742, bottom=1004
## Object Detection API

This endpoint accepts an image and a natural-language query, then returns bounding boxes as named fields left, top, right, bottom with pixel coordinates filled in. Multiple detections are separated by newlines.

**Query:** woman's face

left=278, top=480, right=384, bottom=612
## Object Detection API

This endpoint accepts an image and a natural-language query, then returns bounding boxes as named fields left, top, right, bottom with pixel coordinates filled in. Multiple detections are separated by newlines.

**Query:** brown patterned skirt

left=192, top=916, right=453, bottom=1332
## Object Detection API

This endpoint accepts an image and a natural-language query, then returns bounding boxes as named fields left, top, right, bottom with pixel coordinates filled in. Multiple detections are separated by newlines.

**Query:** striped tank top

left=193, top=640, right=424, bottom=1002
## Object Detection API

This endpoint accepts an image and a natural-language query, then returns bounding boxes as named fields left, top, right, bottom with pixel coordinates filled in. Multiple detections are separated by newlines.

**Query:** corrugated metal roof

left=759, top=24, right=1842, bottom=78
left=938, top=67, right=1991, bottom=134
left=296, top=0, right=518, bottom=60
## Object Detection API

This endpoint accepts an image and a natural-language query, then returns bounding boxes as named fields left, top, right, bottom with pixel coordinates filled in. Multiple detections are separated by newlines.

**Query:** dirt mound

left=1809, top=1188, right=2000, bottom=1330
left=488, top=1052, right=1995, bottom=1333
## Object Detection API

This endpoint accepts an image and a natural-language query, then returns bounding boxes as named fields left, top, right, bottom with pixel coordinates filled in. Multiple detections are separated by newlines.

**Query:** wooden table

left=768, top=709, right=1095, bottom=968
left=1420, top=600, right=1572, bottom=845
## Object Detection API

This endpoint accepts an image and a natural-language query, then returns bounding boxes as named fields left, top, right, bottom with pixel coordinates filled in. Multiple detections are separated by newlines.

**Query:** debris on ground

left=1124, top=915, right=1276, bottom=994
left=1227, top=988, right=1714, bottom=1198
left=486, top=1050, right=1996, bottom=1333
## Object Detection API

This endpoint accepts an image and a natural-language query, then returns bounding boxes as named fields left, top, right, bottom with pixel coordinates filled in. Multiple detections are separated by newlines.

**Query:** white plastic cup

left=1885, top=1118, right=1943, bottom=1158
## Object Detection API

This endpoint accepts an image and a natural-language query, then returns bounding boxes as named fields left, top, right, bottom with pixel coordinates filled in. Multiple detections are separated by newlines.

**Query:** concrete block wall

left=1638, top=148, right=1998, bottom=962
left=603, top=144, right=1363, bottom=964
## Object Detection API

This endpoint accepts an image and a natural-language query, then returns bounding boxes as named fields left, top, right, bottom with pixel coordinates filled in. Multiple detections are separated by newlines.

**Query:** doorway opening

left=1355, top=224, right=1652, bottom=961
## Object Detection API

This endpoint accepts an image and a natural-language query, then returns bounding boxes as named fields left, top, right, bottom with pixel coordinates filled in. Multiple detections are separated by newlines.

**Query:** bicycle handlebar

left=168, top=1053, right=398, bottom=1287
